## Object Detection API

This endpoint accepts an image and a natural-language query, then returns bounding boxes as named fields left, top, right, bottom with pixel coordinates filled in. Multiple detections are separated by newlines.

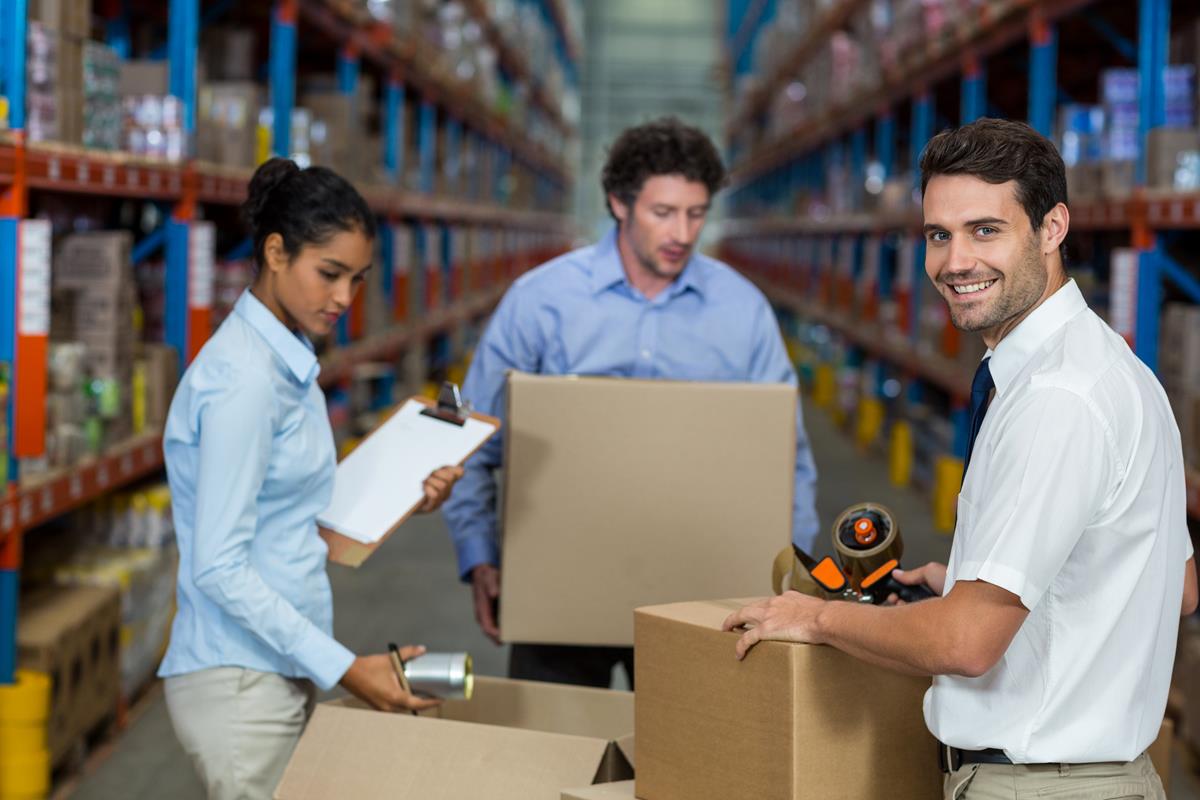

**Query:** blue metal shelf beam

left=1028, top=19, right=1058, bottom=138
left=270, top=2, right=298, bottom=157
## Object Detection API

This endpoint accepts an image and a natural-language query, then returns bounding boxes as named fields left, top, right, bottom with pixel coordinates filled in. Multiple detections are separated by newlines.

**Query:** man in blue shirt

left=443, top=117, right=820, bottom=686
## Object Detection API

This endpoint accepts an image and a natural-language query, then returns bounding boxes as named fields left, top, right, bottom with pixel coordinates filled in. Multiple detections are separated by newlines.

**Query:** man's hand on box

left=722, top=592, right=826, bottom=660
left=417, top=465, right=464, bottom=514
left=471, top=564, right=502, bottom=645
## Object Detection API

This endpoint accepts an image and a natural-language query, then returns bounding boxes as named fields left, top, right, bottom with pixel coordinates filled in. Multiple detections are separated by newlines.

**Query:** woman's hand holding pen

left=417, top=466, right=464, bottom=514
left=339, top=648, right=443, bottom=713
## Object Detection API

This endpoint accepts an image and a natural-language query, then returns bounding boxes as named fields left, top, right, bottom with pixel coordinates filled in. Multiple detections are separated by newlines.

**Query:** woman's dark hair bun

left=240, top=158, right=376, bottom=270
left=242, top=157, right=300, bottom=229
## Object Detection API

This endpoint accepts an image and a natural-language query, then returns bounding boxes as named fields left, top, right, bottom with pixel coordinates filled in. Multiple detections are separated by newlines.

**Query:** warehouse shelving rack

left=0, top=0, right=580, bottom=688
left=719, top=0, right=1200, bottom=524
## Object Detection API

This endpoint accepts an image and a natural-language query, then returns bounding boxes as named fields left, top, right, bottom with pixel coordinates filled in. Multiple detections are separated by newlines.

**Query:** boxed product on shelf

left=1147, top=128, right=1200, bottom=189
left=50, top=485, right=178, bottom=698
left=212, top=258, right=254, bottom=330
left=83, top=40, right=122, bottom=151
left=197, top=81, right=262, bottom=169
left=201, top=26, right=257, bottom=82
left=27, top=21, right=60, bottom=144
left=17, top=584, right=122, bottom=766
left=120, top=60, right=187, bottom=161
left=134, top=343, right=179, bottom=433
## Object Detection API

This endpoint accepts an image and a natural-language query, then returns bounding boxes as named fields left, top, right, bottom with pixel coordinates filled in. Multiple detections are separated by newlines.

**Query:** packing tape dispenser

left=772, top=502, right=936, bottom=604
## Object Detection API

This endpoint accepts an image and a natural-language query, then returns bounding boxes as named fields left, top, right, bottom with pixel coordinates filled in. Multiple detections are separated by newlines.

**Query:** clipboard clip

left=420, top=381, right=473, bottom=427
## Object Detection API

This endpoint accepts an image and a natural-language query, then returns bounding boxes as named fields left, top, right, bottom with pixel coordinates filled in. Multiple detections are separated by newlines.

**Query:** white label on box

left=189, top=221, right=216, bottom=309
left=1110, top=248, right=1138, bottom=340
left=19, top=219, right=52, bottom=336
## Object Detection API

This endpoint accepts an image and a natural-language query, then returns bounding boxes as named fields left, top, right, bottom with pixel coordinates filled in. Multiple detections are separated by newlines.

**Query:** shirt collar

left=233, top=290, right=320, bottom=386
left=987, top=279, right=1087, bottom=395
left=589, top=226, right=706, bottom=300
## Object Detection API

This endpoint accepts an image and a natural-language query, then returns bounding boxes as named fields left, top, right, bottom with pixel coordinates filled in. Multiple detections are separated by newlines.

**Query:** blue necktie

left=963, top=357, right=994, bottom=480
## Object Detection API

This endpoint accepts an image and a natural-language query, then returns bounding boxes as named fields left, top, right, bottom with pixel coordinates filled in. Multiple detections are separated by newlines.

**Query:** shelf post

left=1028, top=10, right=1058, bottom=138
left=335, top=43, right=361, bottom=347
left=270, top=0, right=298, bottom=157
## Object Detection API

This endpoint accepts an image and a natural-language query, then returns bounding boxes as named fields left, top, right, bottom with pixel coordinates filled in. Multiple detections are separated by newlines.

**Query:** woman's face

left=259, top=228, right=374, bottom=339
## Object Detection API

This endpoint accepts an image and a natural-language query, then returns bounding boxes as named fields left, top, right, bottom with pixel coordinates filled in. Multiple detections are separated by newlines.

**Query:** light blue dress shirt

left=158, top=290, right=355, bottom=691
left=443, top=227, right=820, bottom=579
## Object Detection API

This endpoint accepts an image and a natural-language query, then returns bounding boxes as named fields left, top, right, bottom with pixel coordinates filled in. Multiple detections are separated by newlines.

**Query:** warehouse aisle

left=65, top=402, right=1197, bottom=799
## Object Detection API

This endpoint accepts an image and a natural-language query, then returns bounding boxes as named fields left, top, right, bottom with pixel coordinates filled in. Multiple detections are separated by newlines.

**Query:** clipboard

left=318, top=382, right=500, bottom=567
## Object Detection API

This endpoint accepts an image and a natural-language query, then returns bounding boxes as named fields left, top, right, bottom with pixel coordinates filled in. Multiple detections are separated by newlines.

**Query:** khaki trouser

left=164, top=667, right=317, bottom=800
left=944, top=752, right=1166, bottom=799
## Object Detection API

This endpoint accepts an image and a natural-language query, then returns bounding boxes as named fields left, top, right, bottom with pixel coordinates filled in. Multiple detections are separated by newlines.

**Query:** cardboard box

left=562, top=781, right=637, bottom=800
left=119, top=60, right=169, bottom=97
left=17, top=585, right=121, bottom=765
left=1101, top=160, right=1136, bottom=198
left=140, top=343, right=179, bottom=430
left=634, top=599, right=941, bottom=800
left=1147, top=128, right=1200, bottom=188
left=499, top=374, right=797, bottom=646
left=276, top=677, right=633, bottom=800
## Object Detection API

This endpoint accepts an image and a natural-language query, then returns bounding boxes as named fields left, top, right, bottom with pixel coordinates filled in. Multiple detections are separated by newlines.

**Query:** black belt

left=939, top=743, right=1013, bottom=772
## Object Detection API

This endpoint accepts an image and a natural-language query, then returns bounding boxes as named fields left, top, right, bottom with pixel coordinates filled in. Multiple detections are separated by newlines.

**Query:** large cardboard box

left=500, top=374, right=797, bottom=646
left=1147, top=128, right=1200, bottom=188
left=634, top=599, right=941, bottom=800
left=17, top=585, right=121, bottom=765
left=275, top=677, right=634, bottom=800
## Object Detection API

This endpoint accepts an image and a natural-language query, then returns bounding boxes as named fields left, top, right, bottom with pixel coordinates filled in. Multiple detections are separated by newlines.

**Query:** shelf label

left=77, top=161, right=88, bottom=184
left=103, top=165, right=116, bottom=186
left=128, top=168, right=140, bottom=188
left=47, top=157, right=60, bottom=181
left=189, top=222, right=216, bottom=309
left=19, top=220, right=51, bottom=336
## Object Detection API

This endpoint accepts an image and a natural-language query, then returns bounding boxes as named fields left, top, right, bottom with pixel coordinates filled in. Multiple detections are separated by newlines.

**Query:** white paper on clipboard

left=318, top=399, right=497, bottom=544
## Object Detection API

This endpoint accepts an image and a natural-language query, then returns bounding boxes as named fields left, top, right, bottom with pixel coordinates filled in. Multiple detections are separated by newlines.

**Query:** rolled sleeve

left=191, top=365, right=354, bottom=689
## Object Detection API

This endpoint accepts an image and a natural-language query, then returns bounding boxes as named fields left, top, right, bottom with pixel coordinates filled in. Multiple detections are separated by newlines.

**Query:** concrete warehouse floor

left=66, top=404, right=1200, bottom=799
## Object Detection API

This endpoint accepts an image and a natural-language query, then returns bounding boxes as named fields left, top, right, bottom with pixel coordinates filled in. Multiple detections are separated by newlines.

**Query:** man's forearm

left=816, top=598, right=960, bottom=677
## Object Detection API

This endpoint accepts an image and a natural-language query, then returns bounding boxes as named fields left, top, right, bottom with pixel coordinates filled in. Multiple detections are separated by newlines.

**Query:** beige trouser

left=944, top=752, right=1166, bottom=799
left=164, top=667, right=317, bottom=800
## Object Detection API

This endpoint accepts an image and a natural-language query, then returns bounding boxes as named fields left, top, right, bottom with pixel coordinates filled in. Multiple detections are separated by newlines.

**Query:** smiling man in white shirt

left=723, top=118, right=1198, bottom=799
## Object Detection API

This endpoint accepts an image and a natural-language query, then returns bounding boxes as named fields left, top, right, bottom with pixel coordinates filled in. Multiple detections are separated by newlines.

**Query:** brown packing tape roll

left=832, top=503, right=905, bottom=591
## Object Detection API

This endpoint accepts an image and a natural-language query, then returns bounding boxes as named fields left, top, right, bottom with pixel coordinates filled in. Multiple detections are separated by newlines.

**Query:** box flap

left=561, top=780, right=637, bottom=800
left=614, top=734, right=634, bottom=768
left=438, top=677, right=633, bottom=741
left=276, top=705, right=612, bottom=800
left=501, top=374, right=796, bottom=646
left=634, top=598, right=761, bottom=632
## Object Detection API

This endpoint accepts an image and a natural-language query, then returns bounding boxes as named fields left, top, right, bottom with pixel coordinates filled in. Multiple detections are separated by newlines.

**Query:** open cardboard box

left=634, top=598, right=942, bottom=800
left=275, top=676, right=633, bottom=800
left=501, top=373, right=797, bottom=646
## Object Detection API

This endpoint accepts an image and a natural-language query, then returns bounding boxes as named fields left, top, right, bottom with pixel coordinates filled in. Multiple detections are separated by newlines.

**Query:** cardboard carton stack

left=17, top=585, right=122, bottom=767
left=26, top=0, right=91, bottom=145
left=119, top=60, right=187, bottom=161
left=197, top=83, right=261, bottom=169
left=52, top=231, right=138, bottom=447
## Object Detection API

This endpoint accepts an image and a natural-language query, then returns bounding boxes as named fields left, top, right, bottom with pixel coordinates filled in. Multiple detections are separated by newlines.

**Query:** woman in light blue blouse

left=158, top=158, right=462, bottom=800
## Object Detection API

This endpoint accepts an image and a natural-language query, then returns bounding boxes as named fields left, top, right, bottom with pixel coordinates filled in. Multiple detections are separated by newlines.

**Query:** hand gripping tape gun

left=772, top=502, right=936, bottom=604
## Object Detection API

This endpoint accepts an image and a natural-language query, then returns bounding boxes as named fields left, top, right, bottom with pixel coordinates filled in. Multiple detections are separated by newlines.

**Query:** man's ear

left=608, top=193, right=629, bottom=224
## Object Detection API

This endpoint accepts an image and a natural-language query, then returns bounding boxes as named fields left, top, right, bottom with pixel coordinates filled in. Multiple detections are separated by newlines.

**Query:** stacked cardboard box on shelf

left=26, top=0, right=91, bottom=145
left=119, top=60, right=187, bottom=161
left=52, top=232, right=137, bottom=447
left=197, top=83, right=261, bottom=169
left=17, top=585, right=121, bottom=767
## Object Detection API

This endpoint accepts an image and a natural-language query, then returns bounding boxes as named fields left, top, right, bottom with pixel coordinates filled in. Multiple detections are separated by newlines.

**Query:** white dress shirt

left=924, top=279, right=1193, bottom=763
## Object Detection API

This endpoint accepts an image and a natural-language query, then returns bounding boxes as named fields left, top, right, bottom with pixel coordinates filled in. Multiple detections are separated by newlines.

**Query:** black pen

left=387, top=642, right=419, bottom=716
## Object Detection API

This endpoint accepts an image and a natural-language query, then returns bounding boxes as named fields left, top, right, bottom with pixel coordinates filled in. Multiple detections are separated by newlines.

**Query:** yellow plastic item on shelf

left=889, top=421, right=913, bottom=487
left=0, top=722, right=47, bottom=756
left=932, top=456, right=964, bottom=534
left=421, top=382, right=440, bottom=401
left=0, top=747, right=50, bottom=796
left=855, top=397, right=885, bottom=449
left=812, top=364, right=836, bottom=409
left=131, top=360, right=147, bottom=434
left=446, top=364, right=467, bottom=387
left=0, top=672, right=50, bottom=726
